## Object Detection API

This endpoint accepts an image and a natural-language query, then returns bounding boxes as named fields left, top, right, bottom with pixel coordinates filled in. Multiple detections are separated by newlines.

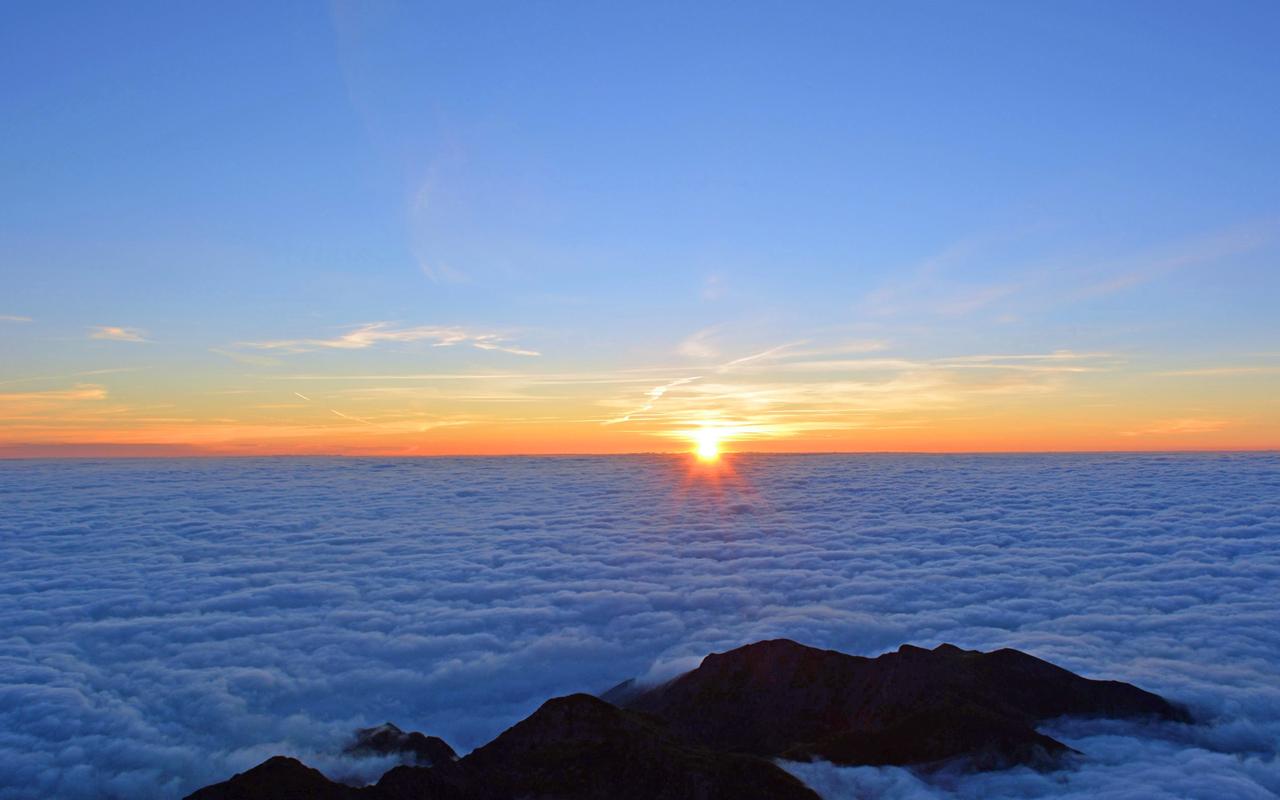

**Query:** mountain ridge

left=185, top=639, right=1190, bottom=799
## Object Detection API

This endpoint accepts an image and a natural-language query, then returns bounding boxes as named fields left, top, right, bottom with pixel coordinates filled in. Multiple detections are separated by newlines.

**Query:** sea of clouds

left=0, top=453, right=1277, bottom=799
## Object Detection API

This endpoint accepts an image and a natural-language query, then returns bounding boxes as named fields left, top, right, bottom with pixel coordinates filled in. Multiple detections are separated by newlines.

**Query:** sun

left=694, top=429, right=722, bottom=462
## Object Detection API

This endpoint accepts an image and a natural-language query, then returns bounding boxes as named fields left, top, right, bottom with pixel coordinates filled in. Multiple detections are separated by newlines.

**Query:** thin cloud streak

left=0, top=368, right=140, bottom=388
left=1120, top=418, right=1231, bottom=437
left=240, top=322, right=539, bottom=356
left=89, top=326, right=148, bottom=342
left=604, top=376, right=703, bottom=425
left=1155, top=366, right=1280, bottom=377
left=1072, top=220, right=1278, bottom=301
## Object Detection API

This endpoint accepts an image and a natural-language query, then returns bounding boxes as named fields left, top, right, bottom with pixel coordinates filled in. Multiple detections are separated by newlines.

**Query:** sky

left=1, top=0, right=1278, bottom=456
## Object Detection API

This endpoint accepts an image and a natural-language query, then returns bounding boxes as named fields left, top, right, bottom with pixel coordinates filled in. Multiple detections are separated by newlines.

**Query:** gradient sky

left=2, top=1, right=1278, bottom=456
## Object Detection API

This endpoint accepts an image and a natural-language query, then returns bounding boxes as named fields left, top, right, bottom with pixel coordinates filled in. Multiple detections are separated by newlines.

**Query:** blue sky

left=1, top=1, right=1277, bottom=453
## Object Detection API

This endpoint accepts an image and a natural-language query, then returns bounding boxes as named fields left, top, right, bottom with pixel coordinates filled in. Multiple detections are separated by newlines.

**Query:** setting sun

left=694, top=429, right=722, bottom=462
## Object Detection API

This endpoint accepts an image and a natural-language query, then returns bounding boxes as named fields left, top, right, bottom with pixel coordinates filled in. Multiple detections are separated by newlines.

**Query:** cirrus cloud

left=240, top=322, right=539, bottom=357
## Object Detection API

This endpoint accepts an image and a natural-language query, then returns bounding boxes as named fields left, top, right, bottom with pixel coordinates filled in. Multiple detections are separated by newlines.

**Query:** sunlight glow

left=694, top=429, right=722, bottom=462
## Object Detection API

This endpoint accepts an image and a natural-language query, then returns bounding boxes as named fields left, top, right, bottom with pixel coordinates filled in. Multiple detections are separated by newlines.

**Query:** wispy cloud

left=604, top=376, right=703, bottom=425
left=716, top=342, right=804, bottom=371
left=1120, top=418, right=1231, bottom=436
left=0, top=384, right=108, bottom=403
left=599, top=346, right=1119, bottom=444
left=419, top=261, right=469, bottom=284
left=241, top=322, right=539, bottom=356
left=937, top=350, right=1115, bottom=373
left=860, top=234, right=1026, bottom=319
left=89, top=326, right=148, bottom=342
left=864, top=274, right=1024, bottom=320
left=0, top=314, right=31, bottom=323
left=0, top=384, right=111, bottom=420
left=676, top=327, right=722, bottom=359
left=329, top=408, right=373, bottom=425
left=0, top=367, right=139, bottom=388
left=469, top=334, right=540, bottom=357
left=1072, top=220, right=1278, bottom=301
left=1155, top=366, right=1280, bottom=377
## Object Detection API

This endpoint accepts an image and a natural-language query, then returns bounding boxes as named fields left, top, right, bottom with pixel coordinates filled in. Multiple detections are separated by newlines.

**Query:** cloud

left=1071, top=221, right=1277, bottom=301
left=0, top=315, right=31, bottom=323
left=0, top=454, right=1276, bottom=799
left=597, top=347, right=1117, bottom=443
left=1154, top=366, right=1280, bottom=377
left=89, top=326, right=148, bottom=342
left=604, top=376, right=703, bottom=425
left=240, top=323, right=538, bottom=357
left=717, top=342, right=804, bottom=371
left=419, top=261, right=469, bottom=284
left=1120, top=418, right=1231, bottom=437
left=859, top=234, right=1025, bottom=319
left=0, top=384, right=108, bottom=414
left=676, top=328, right=722, bottom=359
left=469, top=335, right=540, bottom=357
left=860, top=219, right=1279, bottom=324
left=0, top=368, right=138, bottom=389
left=329, top=408, right=373, bottom=425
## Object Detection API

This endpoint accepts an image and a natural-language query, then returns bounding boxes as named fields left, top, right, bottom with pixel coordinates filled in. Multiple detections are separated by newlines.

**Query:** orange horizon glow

left=2, top=343, right=1277, bottom=458
left=1, top=406, right=1277, bottom=458
left=2, top=431, right=1276, bottom=459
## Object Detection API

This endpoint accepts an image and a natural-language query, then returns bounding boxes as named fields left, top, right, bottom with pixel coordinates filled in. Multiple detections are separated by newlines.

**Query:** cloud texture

left=0, top=454, right=1277, bottom=799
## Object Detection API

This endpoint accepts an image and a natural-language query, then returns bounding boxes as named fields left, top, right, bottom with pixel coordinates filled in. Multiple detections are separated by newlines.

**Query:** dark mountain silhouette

left=375, top=693, right=819, bottom=799
left=185, top=757, right=364, bottom=800
left=617, top=640, right=1189, bottom=768
left=185, top=640, right=1189, bottom=799
left=188, top=694, right=816, bottom=800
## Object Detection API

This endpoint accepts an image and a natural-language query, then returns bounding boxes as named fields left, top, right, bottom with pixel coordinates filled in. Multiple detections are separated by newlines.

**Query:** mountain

left=185, top=757, right=365, bottom=800
left=185, top=639, right=1190, bottom=799
left=188, top=694, right=816, bottom=800
left=375, top=693, right=819, bottom=800
left=616, top=640, right=1190, bottom=768
left=344, top=722, right=458, bottom=766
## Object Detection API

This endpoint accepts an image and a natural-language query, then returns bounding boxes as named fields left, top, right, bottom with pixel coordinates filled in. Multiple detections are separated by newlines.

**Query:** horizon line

left=1, top=447, right=1276, bottom=461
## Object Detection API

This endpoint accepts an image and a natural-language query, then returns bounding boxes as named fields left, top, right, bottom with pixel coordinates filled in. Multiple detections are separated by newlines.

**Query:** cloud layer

left=0, top=454, right=1276, bottom=799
